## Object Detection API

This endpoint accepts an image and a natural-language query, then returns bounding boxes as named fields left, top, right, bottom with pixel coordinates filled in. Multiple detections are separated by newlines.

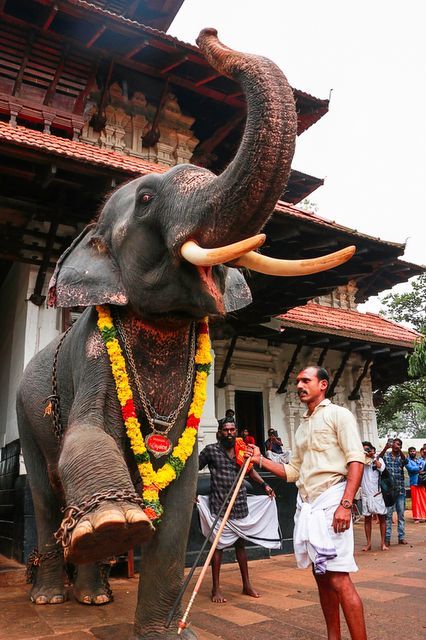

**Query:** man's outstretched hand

left=245, top=445, right=261, bottom=464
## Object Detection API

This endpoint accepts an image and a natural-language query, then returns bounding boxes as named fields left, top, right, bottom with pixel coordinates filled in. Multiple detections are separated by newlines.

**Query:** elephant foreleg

left=18, top=414, right=66, bottom=604
left=73, top=562, right=113, bottom=605
left=57, top=425, right=153, bottom=564
left=132, top=457, right=198, bottom=639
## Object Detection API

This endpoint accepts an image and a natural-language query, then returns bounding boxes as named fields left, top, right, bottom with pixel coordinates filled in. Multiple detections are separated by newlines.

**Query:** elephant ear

left=48, top=224, right=128, bottom=308
left=223, top=268, right=252, bottom=313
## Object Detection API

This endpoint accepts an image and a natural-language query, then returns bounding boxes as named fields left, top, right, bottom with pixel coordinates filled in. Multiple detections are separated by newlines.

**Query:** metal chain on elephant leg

left=26, top=547, right=64, bottom=584
left=43, top=324, right=74, bottom=442
left=54, top=488, right=145, bottom=550
left=98, top=561, right=114, bottom=602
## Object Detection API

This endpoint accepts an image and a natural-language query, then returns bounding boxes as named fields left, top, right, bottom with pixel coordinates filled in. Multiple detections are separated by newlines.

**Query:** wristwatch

left=340, top=498, right=352, bottom=509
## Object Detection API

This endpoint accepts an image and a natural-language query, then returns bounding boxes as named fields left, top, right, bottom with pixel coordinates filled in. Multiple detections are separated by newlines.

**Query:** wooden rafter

left=160, top=55, right=187, bottom=74
left=371, top=347, right=391, bottom=356
left=195, top=73, right=220, bottom=87
left=348, top=357, right=372, bottom=401
left=44, top=44, right=70, bottom=106
left=317, top=345, right=329, bottom=367
left=125, top=40, right=148, bottom=60
left=1, top=12, right=245, bottom=109
left=193, top=111, right=245, bottom=161
left=87, top=25, right=107, bottom=49
left=73, top=55, right=101, bottom=115
left=89, top=58, right=114, bottom=131
left=327, top=350, right=351, bottom=398
left=28, top=214, right=60, bottom=305
left=42, top=4, right=58, bottom=31
left=389, top=350, right=409, bottom=358
left=12, top=30, right=35, bottom=97
left=142, top=79, right=169, bottom=147
left=41, top=164, right=57, bottom=189
left=277, top=337, right=306, bottom=394
left=216, top=335, right=238, bottom=389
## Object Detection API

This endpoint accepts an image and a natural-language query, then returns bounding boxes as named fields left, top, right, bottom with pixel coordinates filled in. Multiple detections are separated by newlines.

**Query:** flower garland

left=96, top=305, right=212, bottom=522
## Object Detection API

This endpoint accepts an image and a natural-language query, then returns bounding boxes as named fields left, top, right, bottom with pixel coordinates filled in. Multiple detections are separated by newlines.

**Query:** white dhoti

left=197, top=495, right=281, bottom=550
left=361, top=493, right=387, bottom=516
left=293, top=481, right=358, bottom=575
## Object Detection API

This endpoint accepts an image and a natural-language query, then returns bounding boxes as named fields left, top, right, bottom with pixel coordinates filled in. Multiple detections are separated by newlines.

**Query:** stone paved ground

left=1, top=516, right=425, bottom=640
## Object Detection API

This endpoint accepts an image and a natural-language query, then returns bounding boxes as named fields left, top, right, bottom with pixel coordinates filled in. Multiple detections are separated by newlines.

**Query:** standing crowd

left=359, top=438, right=426, bottom=552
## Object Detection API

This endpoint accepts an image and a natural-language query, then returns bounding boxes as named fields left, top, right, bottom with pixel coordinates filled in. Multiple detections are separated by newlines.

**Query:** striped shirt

left=383, top=452, right=408, bottom=495
left=199, top=443, right=248, bottom=519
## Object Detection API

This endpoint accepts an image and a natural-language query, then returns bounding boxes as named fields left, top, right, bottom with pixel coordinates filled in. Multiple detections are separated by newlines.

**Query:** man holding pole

left=246, top=366, right=367, bottom=640
left=198, top=421, right=278, bottom=603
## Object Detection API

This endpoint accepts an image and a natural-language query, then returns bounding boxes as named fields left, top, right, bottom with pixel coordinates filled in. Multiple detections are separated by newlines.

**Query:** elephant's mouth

left=197, top=265, right=224, bottom=314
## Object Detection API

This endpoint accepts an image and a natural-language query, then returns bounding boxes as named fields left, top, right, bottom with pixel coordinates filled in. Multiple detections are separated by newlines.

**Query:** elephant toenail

left=94, top=595, right=109, bottom=605
left=35, top=596, right=48, bottom=604
left=50, top=595, right=65, bottom=604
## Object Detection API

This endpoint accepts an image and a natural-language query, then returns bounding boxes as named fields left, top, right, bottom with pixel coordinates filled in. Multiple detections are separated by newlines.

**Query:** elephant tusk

left=180, top=234, right=266, bottom=267
left=235, top=245, right=356, bottom=276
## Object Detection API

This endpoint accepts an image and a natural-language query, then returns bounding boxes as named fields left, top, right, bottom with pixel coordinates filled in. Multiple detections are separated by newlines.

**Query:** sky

left=170, top=1, right=425, bottom=312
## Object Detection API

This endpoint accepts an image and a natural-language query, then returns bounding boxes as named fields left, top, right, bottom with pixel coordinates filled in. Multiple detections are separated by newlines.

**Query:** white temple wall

left=0, top=265, right=60, bottom=447
left=211, top=337, right=379, bottom=451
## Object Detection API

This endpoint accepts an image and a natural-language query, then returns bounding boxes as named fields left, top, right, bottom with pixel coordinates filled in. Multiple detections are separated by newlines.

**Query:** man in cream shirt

left=247, top=366, right=366, bottom=640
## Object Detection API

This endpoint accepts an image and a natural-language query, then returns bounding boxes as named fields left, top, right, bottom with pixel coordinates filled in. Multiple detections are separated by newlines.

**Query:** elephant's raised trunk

left=196, top=28, right=297, bottom=240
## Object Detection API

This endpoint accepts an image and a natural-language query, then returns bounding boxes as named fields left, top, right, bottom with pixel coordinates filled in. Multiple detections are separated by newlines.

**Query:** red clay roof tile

left=0, top=121, right=167, bottom=176
left=0, top=122, right=417, bottom=252
left=280, top=303, right=420, bottom=347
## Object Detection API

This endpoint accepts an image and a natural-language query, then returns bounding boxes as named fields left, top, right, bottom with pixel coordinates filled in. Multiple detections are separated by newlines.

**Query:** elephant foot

left=73, top=563, right=112, bottom=605
left=31, top=580, right=67, bottom=605
left=29, top=548, right=67, bottom=605
left=65, top=500, right=154, bottom=564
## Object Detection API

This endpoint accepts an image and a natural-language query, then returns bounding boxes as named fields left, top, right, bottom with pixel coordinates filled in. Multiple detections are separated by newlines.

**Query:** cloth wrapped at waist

left=294, top=481, right=357, bottom=575
left=197, top=495, right=280, bottom=550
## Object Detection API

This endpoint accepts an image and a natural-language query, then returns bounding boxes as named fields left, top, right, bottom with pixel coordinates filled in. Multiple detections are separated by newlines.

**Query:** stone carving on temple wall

left=80, top=84, right=198, bottom=165
left=314, top=279, right=359, bottom=310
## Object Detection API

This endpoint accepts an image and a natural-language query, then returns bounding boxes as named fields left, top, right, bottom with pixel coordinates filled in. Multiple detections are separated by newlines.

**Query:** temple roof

left=227, top=302, right=421, bottom=392
left=0, top=121, right=166, bottom=176
left=2, top=1, right=328, bottom=134
left=280, top=302, right=420, bottom=348
left=60, top=0, right=185, bottom=31
left=0, top=120, right=422, bottom=308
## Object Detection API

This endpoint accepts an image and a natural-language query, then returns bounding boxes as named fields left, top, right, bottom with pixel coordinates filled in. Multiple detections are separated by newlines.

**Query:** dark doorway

left=234, top=390, right=264, bottom=449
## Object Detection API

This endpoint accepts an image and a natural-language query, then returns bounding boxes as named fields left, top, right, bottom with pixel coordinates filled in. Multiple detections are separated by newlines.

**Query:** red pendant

left=145, top=433, right=173, bottom=458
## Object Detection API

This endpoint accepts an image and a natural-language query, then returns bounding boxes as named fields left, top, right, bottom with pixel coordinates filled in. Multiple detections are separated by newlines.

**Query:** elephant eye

left=140, top=193, right=154, bottom=204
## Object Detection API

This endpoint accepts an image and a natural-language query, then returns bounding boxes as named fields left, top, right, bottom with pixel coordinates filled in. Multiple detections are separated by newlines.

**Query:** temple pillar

left=198, top=349, right=218, bottom=448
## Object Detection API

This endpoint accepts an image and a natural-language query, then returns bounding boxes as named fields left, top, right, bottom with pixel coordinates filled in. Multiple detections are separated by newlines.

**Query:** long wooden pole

left=177, top=455, right=252, bottom=634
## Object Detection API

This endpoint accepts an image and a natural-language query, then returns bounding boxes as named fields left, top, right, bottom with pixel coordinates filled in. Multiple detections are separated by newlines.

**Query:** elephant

left=16, top=28, right=354, bottom=638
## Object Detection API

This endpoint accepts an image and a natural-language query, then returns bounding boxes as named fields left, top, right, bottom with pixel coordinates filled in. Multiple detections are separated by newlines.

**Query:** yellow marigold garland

left=96, top=305, right=212, bottom=522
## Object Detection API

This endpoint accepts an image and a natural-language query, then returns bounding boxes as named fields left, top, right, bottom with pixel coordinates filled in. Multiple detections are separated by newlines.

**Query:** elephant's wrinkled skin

left=17, top=29, right=302, bottom=638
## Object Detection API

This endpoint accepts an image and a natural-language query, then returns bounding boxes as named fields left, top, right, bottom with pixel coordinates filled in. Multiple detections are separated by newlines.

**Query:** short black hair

left=362, top=441, right=374, bottom=449
left=220, top=421, right=236, bottom=430
left=305, top=365, right=330, bottom=387
left=394, top=437, right=402, bottom=446
left=408, top=446, right=416, bottom=452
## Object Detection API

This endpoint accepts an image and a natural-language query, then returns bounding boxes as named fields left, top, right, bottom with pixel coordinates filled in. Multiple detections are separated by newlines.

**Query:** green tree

left=377, top=274, right=426, bottom=437
left=298, top=198, right=319, bottom=214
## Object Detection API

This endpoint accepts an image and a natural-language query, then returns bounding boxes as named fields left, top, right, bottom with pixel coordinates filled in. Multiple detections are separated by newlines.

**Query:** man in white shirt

left=360, top=442, right=389, bottom=551
left=246, top=366, right=367, bottom=640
